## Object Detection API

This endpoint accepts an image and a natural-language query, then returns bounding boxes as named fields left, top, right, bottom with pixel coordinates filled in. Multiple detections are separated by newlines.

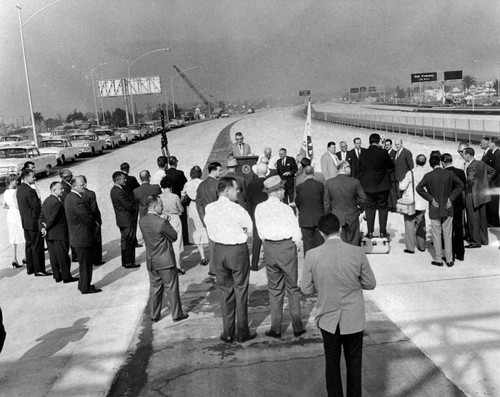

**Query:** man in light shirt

left=320, top=141, right=339, bottom=181
left=204, top=176, right=256, bottom=344
left=301, top=213, right=376, bottom=397
left=255, top=175, right=305, bottom=339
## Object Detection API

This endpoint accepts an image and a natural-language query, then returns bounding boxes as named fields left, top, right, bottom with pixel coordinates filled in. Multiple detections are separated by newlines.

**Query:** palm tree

left=462, top=75, right=477, bottom=92
left=33, top=112, right=44, bottom=135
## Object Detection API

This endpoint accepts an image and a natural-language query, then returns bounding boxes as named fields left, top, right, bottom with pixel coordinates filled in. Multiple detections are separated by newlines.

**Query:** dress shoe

left=95, top=261, right=105, bottom=266
left=365, top=232, right=374, bottom=239
left=177, top=268, right=186, bottom=275
left=465, top=243, right=481, bottom=249
left=294, top=329, right=306, bottom=337
left=403, top=249, right=415, bottom=254
left=135, top=243, right=143, bottom=248
left=250, top=266, right=259, bottom=272
left=220, top=333, right=234, bottom=343
left=81, top=288, right=102, bottom=294
left=418, top=248, right=426, bottom=252
left=173, top=314, right=189, bottom=322
left=200, top=259, right=208, bottom=267
left=22, top=258, right=27, bottom=264
left=123, top=263, right=140, bottom=268
left=238, top=330, right=257, bottom=343
left=151, top=318, right=159, bottom=322
left=208, top=272, right=216, bottom=277
left=12, top=261, right=22, bottom=268
left=456, top=257, right=464, bottom=262
left=55, top=278, right=62, bottom=283
left=63, top=277, right=79, bottom=284
left=265, top=329, right=282, bottom=339
left=446, top=262, right=455, bottom=267
left=27, top=271, right=34, bottom=275
left=35, top=271, right=52, bottom=277
left=431, top=261, right=443, bottom=267
left=380, top=232, right=390, bottom=239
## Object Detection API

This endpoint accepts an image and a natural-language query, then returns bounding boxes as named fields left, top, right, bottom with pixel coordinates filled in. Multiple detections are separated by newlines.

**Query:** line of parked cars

left=0, top=122, right=167, bottom=185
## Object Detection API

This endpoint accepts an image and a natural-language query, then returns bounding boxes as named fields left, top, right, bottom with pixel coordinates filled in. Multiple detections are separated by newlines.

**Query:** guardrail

left=310, top=108, right=500, bottom=145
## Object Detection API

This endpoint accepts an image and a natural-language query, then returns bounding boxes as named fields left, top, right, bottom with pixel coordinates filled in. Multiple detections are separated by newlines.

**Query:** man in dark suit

left=324, top=161, right=367, bottom=246
left=247, top=162, right=268, bottom=271
left=358, top=133, right=394, bottom=238
left=347, top=137, right=365, bottom=179
left=463, top=148, right=496, bottom=248
left=481, top=137, right=500, bottom=227
left=134, top=170, right=162, bottom=218
left=196, top=162, right=222, bottom=276
left=276, top=148, right=298, bottom=203
left=40, top=181, right=77, bottom=283
left=81, top=177, right=103, bottom=266
left=59, top=168, right=73, bottom=203
left=164, top=156, right=189, bottom=243
left=394, top=139, right=414, bottom=183
left=16, top=168, right=50, bottom=276
left=442, top=153, right=466, bottom=262
left=228, top=131, right=252, bottom=158
left=110, top=171, right=141, bottom=269
left=120, top=162, right=141, bottom=247
left=295, top=166, right=325, bottom=253
left=336, top=140, right=349, bottom=162
left=225, top=158, right=248, bottom=210
left=417, top=155, right=464, bottom=267
left=139, top=195, right=188, bottom=323
left=65, top=176, right=102, bottom=294
left=385, top=139, right=398, bottom=211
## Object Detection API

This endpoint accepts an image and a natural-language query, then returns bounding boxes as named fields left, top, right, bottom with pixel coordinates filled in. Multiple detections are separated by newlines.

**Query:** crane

left=173, top=65, right=217, bottom=111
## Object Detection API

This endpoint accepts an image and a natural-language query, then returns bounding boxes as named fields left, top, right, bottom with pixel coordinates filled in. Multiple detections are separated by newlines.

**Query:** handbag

left=396, top=170, right=416, bottom=216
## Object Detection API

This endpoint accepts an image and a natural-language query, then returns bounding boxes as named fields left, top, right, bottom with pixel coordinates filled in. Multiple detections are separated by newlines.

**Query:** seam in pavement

left=378, top=272, right=500, bottom=286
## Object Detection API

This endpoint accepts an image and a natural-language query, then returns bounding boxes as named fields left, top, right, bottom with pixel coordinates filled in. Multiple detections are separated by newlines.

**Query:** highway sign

left=299, top=90, right=311, bottom=96
left=411, top=72, right=437, bottom=83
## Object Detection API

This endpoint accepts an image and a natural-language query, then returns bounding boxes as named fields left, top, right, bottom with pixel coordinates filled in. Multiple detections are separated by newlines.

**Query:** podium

left=234, top=156, right=259, bottom=182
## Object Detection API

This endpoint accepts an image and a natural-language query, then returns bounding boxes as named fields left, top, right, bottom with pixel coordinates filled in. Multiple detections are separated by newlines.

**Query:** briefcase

left=396, top=198, right=415, bottom=216
left=361, top=235, right=391, bottom=254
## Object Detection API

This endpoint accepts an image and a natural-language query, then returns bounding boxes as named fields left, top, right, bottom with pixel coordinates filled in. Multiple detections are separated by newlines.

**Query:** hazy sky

left=1, top=0, right=500, bottom=123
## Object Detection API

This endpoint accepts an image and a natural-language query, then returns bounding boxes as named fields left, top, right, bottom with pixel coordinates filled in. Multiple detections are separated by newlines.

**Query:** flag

left=299, top=100, right=313, bottom=160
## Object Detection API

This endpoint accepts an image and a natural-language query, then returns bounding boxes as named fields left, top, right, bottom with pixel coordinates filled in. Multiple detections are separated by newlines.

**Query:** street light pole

left=90, top=63, right=107, bottom=127
left=170, top=66, right=199, bottom=119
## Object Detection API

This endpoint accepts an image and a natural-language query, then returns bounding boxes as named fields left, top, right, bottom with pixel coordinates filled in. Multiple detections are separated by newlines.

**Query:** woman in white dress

left=181, top=166, right=209, bottom=266
left=160, top=176, right=185, bottom=274
left=3, top=174, right=25, bottom=268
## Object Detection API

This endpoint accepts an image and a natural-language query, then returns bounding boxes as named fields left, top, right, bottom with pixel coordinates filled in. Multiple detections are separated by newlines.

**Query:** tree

left=493, top=79, right=499, bottom=97
left=462, top=75, right=477, bottom=92
left=110, top=108, right=127, bottom=127
left=66, top=109, right=86, bottom=123
left=33, top=112, right=44, bottom=124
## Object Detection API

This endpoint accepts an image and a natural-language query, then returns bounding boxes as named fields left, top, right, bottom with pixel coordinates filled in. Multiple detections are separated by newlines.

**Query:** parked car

left=116, top=128, right=135, bottom=144
left=0, top=145, right=57, bottom=185
left=38, top=138, right=80, bottom=165
left=0, top=135, right=32, bottom=147
left=167, top=119, right=184, bottom=128
left=128, top=124, right=148, bottom=140
left=69, top=133, right=105, bottom=156
left=220, top=112, right=229, bottom=118
left=182, top=112, right=195, bottom=122
left=93, top=129, right=121, bottom=149
left=246, top=108, right=255, bottom=114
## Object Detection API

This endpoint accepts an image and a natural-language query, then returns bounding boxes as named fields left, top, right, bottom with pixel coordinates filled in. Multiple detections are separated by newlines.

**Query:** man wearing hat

left=254, top=176, right=305, bottom=339
left=225, top=158, right=248, bottom=210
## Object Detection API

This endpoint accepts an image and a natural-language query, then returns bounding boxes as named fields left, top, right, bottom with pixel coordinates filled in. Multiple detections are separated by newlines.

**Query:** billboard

left=299, top=90, right=311, bottom=96
left=368, top=86, right=377, bottom=92
left=97, top=76, right=162, bottom=97
left=350, top=87, right=359, bottom=94
left=359, top=87, right=367, bottom=93
left=444, top=70, right=463, bottom=81
left=411, top=72, right=437, bottom=83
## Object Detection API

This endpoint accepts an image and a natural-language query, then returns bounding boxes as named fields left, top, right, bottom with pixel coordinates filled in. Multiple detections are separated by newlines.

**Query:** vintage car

left=128, top=124, right=148, bottom=140
left=0, top=135, right=32, bottom=147
left=115, top=128, right=135, bottom=144
left=38, top=138, right=81, bottom=165
left=0, top=145, right=57, bottom=185
left=93, top=129, right=121, bottom=149
left=69, top=133, right=106, bottom=156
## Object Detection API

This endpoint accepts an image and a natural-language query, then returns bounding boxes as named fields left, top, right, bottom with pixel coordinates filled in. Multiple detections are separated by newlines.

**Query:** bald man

left=133, top=170, right=162, bottom=217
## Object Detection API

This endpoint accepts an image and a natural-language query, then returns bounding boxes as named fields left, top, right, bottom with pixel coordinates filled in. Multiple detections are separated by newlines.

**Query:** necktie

left=239, top=144, right=243, bottom=153
left=356, top=149, right=359, bottom=158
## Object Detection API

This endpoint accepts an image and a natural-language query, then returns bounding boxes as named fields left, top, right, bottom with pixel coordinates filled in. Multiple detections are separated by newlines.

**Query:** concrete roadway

left=0, top=106, right=499, bottom=396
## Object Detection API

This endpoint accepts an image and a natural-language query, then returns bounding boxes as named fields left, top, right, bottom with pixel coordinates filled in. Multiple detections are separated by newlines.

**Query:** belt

left=214, top=242, right=246, bottom=246
left=265, top=238, right=292, bottom=243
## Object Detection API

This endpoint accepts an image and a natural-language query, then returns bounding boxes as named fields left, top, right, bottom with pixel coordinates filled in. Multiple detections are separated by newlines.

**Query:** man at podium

left=228, top=132, right=252, bottom=157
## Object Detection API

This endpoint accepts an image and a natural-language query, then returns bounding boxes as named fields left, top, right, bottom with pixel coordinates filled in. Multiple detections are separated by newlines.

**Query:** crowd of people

left=2, top=129, right=499, bottom=395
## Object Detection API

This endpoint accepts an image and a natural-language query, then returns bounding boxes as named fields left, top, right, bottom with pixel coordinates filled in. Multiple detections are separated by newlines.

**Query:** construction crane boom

left=173, top=65, right=214, bottom=109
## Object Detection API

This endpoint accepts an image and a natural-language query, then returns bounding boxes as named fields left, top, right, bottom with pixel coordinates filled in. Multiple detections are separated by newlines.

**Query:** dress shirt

left=254, top=196, right=302, bottom=246
left=329, top=151, right=339, bottom=166
left=151, top=169, right=166, bottom=185
left=204, top=196, right=252, bottom=244
left=399, top=166, right=427, bottom=211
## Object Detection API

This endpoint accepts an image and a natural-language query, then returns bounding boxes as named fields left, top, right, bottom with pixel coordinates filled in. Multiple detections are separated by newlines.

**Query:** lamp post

left=16, top=0, right=65, bottom=147
left=90, top=63, right=107, bottom=127
left=127, top=48, right=171, bottom=125
left=170, top=66, right=199, bottom=119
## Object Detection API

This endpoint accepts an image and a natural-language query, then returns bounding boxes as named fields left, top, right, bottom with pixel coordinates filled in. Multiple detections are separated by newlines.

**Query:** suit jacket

left=336, top=150, right=349, bottom=162
left=39, top=194, right=68, bottom=240
left=134, top=182, right=162, bottom=217
left=320, top=151, right=339, bottom=181
left=388, top=149, right=397, bottom=182
left=164, top=168, right=187, bottom=197
left=276, top=156, right=298, bottom=182
left=490, top=149, right=500, bottom=187
left=324, top=174, right=366, bottom=226
left=64, top=191, right=96, bottom=247
left=301, top=238, right=376, bottom=334
left=295, top=172, right=326, bottom=194
left=295, top=178, right=325, bottom=227
left=444, top=166, right=466, bottom=212
left=465, top=159, right=495, bottom=208
left=228, top=142, right=252, bottom=157
left=226, top=171, right=248, bottom=210
left=139, top=212, right=178, bottom=270
left=358, top=145, right=394, bottom=193
left=110, top=185, right=136, bottom=227
left=196, top=176, right=219, bottom=223
left=17, top=182, right=41, bottom=230
left=60, top=180, right=72, bottom=203
left=247, top=177, right=267, bottom=217
left=481, top=148, right=494, bottom=168
left=123, top=174, right=140, bottom=196
left=394, top=147, right=414, bottom=182
left=82, top=188, right=102, bottom=225
left=347, top=148, right=365, bottom=179
left=416, top=167, right=464, bottom=219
